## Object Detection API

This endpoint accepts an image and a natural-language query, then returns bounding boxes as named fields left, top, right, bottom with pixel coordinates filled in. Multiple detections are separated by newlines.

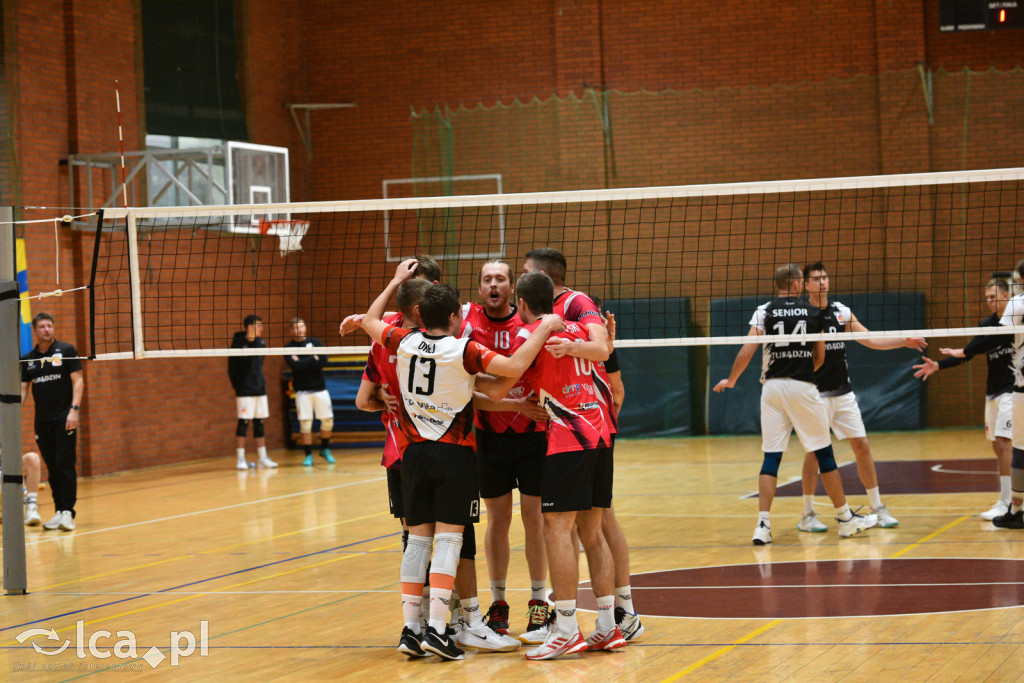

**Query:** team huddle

left=348, top=248, right=643, bottom=661
left=715, top=261, right=1024, bottom=545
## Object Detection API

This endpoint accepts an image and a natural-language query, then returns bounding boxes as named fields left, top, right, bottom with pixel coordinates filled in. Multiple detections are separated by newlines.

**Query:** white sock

left=462, top=596, right=483, bottom=627
left=553, top=599, right=578, bottom=635
left=614, top=585, right=635, bottom=614
left=835, top=503, right=852, bottom=521
left=490, top=581, right=506, bottom=603
left=867, top=486, right=883, bottom=510
left=1000, top=475, right=1012, bottom=502
left=803, top=495, right=815, bottom=515
left=24, top=493, right=37, bottom=505
left=758, top=511, right=771, bottom=526
left=428, top=586, right=452, bottom=633
left=402, top=593, right=423, bottom=634
left=531, top=582, right=547, bottom=601
left=257, top=446, right=268, bottom=460
left=236, top=448, right=246, bottom=461
left=596, top=595, right=615, bottom=630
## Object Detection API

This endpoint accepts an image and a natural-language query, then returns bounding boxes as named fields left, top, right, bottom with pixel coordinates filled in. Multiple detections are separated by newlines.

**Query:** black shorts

left=476, top=430, right=547, bottom=499
left=401, top=441, right=481, bottom=528
left=386, top=467, right=404, bottom=519
left=541, top=447, right=614, bottom=513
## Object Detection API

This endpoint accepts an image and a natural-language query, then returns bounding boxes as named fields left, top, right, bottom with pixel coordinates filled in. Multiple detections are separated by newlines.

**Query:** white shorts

left=824, top=392, right=867, bottom=441
left=1013, top=393, right=1024, bottom=450
left=296, top=389, right=333, bottom=421
left=236, top=395, right=269, bottom=420
left=761, top=378, right=832, bottom=453
left=985, top=393, right=1013, bottom=442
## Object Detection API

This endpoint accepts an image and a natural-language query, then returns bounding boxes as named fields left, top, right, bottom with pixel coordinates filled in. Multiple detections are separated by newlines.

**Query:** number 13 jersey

left=382, top=325, right=497, bottom=446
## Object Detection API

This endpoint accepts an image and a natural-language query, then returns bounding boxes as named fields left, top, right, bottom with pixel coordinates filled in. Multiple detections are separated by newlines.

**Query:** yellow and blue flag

left=16, top=237, right=32, bottom=355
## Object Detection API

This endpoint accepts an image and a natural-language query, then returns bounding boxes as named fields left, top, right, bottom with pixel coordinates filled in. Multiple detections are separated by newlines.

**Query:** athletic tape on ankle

left=400, top=534, right=431, bottom=584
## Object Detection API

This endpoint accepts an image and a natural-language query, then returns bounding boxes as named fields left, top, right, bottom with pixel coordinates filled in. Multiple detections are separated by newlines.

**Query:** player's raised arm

left=713, top=326, right=762, bottom=392
left=360, top=259, right=419, bottom=345
left=546, top=320, right=609, bottom=362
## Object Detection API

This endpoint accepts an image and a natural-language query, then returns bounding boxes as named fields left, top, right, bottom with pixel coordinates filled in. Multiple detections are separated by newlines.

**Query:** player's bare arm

left=360, top=259, right=419, bottom=344
left=849, top=315, right=926, bottom=351
left=545, top=320, right=610, bottom=361
left=940, top=347, right=967, bottom=358
left=713, top=327, right=762, bottom=392
left=66, top=370, right=84, bottom=431
left=472, top=392, right=549, bottom=421
left=812, top=339, right=825, bottom=371
left=355, top=378, right=387, bottom=412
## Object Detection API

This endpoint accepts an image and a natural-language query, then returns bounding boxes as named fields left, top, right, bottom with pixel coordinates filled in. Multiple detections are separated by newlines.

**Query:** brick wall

left=4, top=0, right=1021, bottom=475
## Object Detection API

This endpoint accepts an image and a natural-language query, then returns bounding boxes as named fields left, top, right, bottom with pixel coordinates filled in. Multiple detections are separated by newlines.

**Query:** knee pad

left=459, top=524, right=476, bottom=560
left=814, top=445, right=838, bottom=473
left=760, top=451, right=783, bottom=477
left=431, top=532, right=463, bottom=578
left=252, top=419, right=265, bottom=438
left=400, top=534, right=432, bottom=584
left=1013, top=447, right=1024, bottom=470
left=235, top=419, right=249, bottom=438
left=299, top=420, right=313, bottom=434
left=319, top=418, right=334, bottom=434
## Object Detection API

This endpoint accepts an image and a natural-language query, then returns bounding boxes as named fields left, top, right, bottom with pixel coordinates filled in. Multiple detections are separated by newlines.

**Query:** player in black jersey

left=797, top=263, right=926, bottom=532
left=914, top=276, right=1016, bottom=519
left=20, top=312, right=84, bottom=531
left=285, top=317, right=335, bottom=466
left=714, top=265, right=874, bottom=545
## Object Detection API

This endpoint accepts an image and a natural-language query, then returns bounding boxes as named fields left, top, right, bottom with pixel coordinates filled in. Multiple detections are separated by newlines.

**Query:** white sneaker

left=752, top=520, right=772, bottom=545
left=615, top=607, right=645, bottom=642
left=257, top=455, right=278, bottom=469
left=24, top=503, right=41, bottom=526
left=797, top=511, right=828, bottom=533
left=871, top=504, right=898, bottom=528
left=58, top=510, right=75, bottom=531
left=42, top=511, right=63, bottom=530
left=981, top=500, right=1011, bottom=521
left=837, top=511, right=873, bottom=538
left=236, top=456, right=250, bottom=471
left=455, top=622, right=520, bottom=652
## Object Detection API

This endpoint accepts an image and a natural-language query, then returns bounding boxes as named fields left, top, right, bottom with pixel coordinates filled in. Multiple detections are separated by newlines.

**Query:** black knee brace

left=252, top=419, right=265, bottom=439
left=235, top=419, right=249, bottom=438
left=460, top=524, right=477, bottom=560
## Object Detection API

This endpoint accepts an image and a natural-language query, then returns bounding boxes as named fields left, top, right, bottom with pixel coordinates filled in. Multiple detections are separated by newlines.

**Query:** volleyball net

left=82, top=166, right=1024, bottom=360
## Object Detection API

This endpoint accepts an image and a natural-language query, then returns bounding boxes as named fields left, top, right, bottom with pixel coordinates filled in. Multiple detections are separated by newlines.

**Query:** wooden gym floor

left=1, top=428, right=1023, bottom=681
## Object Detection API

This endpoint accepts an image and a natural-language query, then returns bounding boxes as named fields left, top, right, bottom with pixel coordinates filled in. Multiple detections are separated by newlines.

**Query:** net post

left=125, top=210, right=145, bottom=359
left=0, top=206, right=27, bottom=594
left=87, top=209, right=105, bottom=359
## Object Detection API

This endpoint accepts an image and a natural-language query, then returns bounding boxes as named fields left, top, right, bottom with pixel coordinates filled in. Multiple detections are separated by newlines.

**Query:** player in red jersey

left=493, top=270, right=624, bottom=660
left=523, top=248, right=645, bottom=642
left=461, top=260, right=552, bottom=639
left=362, top=259, right=564, bottom=661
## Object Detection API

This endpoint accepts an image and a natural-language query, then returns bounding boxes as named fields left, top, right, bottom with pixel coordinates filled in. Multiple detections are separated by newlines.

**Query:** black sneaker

left=992, top=509, right=1024, bottom=529
left=485, top=599, right=510, bottom=634
left=397, top=627, right=430, bottom=658
left=421, top=625, right=465, bottom=661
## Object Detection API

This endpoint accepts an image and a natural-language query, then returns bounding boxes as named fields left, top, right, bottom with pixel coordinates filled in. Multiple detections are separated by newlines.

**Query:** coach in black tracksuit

left=20, top=312, right=84, bottom=531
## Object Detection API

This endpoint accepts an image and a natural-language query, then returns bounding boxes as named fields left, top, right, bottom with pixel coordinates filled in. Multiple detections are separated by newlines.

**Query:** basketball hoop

left=258, top=219, right=309, bottom=256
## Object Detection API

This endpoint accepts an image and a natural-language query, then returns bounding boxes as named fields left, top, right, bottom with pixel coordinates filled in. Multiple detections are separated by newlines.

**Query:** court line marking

left=3, top=475, right=385, bottom=549
left=33, top=509, right=391, bottom=591
left=890, top=515, right=971, bottom=558
left=659, top=619, right=781, bottom=681
left=34, top=579, right=1024, bottom=595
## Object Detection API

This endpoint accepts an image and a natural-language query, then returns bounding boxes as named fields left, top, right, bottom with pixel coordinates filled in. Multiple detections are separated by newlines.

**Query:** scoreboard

left=939, top=0, right=1024, bottom=31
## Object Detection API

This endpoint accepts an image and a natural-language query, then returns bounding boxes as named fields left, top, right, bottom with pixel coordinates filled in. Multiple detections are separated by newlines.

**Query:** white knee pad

left=431, top=532, right=463, bottom=578
left=298, top=420, right=313, bottom=434
left=319, top=418, right=334, bottom=433
left=400, top=534, right=432, bottom=584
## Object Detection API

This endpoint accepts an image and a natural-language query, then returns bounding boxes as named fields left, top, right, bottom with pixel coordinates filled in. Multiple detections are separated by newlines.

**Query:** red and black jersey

left=515, top=320, right=609, bottom=455
left=461, top=302, right=545, bottom=434
left=362, top=312, right=405, bottom=468
left=552, top=288, right=616, bottom=434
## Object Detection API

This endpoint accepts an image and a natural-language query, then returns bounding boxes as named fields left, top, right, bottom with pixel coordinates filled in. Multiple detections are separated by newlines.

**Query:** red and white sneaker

left=584, top=625, right=627, bottom=651
left=524, top=629, right=588, bottom=660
